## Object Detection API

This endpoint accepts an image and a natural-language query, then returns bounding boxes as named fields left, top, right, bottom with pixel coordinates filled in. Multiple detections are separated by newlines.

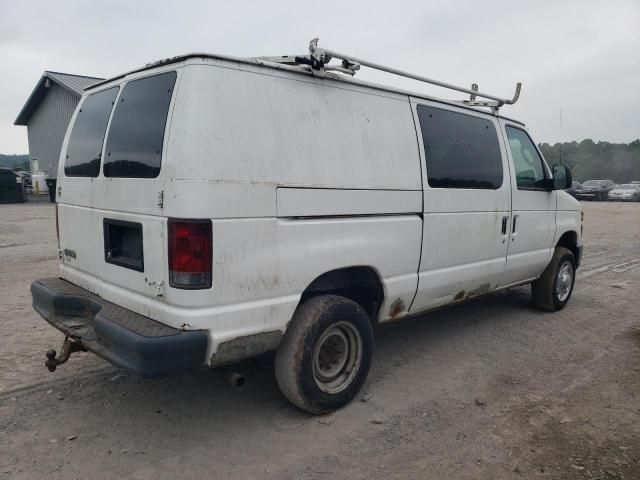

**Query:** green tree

left=539, top=140, right=640, bottom=183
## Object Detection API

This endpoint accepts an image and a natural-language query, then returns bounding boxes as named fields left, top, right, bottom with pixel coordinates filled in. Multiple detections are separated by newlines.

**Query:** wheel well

left=300, top=267, right=384, bottom=322
left=557, top=231, right=579, bottom=260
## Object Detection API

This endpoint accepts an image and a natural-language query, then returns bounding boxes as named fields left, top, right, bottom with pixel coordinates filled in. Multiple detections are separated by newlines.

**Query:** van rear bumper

left=31, top=277, right=208, bottom=376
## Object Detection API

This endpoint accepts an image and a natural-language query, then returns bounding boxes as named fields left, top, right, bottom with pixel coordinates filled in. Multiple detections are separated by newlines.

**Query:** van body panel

left=409, top=99, right=512, bottom=313
left=553, top=208, right=582, bottom=246
left=55, top=59, right=423, bottom=360
left=276, top=188, right=422, bottom=217
left=59, top=177, right=165, bottom=216
left=58, top=204, right=166, bottom=301
left=62, top=214, right=422, bottom=360
left=165, top=64, right=421, bottom=190
left=162, top=180, right=276, bottom=218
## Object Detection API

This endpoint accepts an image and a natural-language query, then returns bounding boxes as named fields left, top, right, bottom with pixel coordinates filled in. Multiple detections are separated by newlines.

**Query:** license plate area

left=103, top=219, right=144, bottom=272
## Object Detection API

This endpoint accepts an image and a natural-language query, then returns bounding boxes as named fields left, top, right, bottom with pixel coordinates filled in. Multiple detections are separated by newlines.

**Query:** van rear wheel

left=275, top=295, right=373, bottom=414
left=531, top=247, right=576, bottom=311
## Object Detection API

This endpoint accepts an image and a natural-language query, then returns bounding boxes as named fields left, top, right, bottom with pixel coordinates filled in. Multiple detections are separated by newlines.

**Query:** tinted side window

left=103, top=71, right=177, bottom=178
left=417, top=105, right=503, bottom=189
left=65, top=87, right=119, bottom=177
left=505, top=126, right=547, bottom=190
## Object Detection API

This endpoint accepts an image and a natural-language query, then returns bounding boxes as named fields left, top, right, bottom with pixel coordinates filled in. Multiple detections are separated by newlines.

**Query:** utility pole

left=559, top=107, right=563, bottom=165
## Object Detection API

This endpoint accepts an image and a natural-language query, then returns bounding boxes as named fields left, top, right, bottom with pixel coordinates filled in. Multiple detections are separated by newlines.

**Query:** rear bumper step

left=31, top=278, right=208, bottom=376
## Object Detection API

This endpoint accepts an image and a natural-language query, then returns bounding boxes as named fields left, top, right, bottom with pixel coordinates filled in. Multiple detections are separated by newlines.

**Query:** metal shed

left=14, top=71, right=103, bottom=177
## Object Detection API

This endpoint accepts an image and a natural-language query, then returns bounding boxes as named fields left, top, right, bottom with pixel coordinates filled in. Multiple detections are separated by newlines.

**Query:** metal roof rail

left=289, top=38, right=521, bottom=111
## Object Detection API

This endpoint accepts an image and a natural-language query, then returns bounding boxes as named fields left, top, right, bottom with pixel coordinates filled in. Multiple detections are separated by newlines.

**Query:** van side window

left=505, top=126, right=547, bottom=190
left=417, top=105, right=503, bottom=189
left=65, top=87, right=119, bottom=177
left=103, top=71, right=177, bottom=178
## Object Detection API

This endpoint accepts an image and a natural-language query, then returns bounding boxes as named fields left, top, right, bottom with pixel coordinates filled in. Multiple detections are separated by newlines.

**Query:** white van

left=32, top=42, right=582, bottom=413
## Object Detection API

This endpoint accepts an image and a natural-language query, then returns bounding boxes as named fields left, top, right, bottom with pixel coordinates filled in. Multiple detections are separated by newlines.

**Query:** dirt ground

left=0, top=201, right=638, bottom=479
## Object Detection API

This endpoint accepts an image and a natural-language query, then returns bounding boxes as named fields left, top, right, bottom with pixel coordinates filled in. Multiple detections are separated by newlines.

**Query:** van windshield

left=103, top=71, right=176, bottom=178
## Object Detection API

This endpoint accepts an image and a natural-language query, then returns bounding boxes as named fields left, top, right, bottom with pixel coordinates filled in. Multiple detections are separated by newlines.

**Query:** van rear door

left=57, top=70, right=178, bottom=304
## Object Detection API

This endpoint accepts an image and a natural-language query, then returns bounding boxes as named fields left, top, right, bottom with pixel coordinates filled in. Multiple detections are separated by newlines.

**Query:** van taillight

left=168, top=220, right=212, bottom=289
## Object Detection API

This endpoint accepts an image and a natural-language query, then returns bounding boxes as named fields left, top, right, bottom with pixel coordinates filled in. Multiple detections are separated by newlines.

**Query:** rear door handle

left=511, top=214, right=519, bottom=241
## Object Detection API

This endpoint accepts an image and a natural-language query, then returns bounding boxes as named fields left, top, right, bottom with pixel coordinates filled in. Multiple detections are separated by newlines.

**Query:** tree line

left=539, top=139, right=640, bottom=183
left=0, top=154, right=29, bottom=171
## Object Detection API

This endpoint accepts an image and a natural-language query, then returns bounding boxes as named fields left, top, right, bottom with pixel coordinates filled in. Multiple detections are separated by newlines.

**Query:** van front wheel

left=531, top=247, right=576, bottom=311
left=275, top=295, right=374, bottom=414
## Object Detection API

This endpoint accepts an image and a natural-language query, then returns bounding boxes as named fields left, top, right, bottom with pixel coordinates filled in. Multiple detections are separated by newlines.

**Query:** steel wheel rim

left=555, top=260, right=574, bottom=302
left=313, top=321, right=362, bottom=394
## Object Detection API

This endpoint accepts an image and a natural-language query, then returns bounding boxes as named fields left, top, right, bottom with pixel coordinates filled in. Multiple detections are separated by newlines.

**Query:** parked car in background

left=574, top=179, right=615, bottom=201
left=565, top=181, right=581, bottom=198
left=608, top=183, right=640, bottom=201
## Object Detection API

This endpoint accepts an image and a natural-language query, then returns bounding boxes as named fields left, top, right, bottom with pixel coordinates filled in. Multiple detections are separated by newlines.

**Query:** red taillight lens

left=168, top=220, right=212, bottom=289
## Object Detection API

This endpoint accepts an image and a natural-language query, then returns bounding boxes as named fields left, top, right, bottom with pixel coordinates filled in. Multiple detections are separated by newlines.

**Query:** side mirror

left=552, top=164, right=572, bottom=190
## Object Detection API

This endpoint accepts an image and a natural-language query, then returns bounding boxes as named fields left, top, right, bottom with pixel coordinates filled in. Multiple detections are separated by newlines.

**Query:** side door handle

left=501, top=215, right=509, bottom=243
left=511, top=214, right=519, bottom=241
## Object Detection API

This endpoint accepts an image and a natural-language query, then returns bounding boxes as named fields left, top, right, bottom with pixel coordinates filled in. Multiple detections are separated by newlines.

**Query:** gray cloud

left=1, top=0, right=639, bottom=153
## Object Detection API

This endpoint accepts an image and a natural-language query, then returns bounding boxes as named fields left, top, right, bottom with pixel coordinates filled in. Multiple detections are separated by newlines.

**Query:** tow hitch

left=45, top=337, right=86, bottom=372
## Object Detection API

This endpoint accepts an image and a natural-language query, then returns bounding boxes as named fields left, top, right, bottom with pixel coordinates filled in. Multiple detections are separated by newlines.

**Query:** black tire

left=275, top=294, right=374, bottom=414
left=531, top=247, right=576, bottom=311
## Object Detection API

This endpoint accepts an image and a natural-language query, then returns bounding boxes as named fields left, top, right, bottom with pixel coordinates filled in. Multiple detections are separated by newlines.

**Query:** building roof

left=14, top=71, right=103, bottom=125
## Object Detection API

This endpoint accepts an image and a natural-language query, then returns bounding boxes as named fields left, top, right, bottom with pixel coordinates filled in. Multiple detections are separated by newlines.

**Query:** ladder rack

left=259, top=38, right=522, bottom=112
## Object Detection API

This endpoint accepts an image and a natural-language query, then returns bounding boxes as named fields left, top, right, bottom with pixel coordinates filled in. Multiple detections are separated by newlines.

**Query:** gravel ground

left=0, top=201, right=638, bottom=479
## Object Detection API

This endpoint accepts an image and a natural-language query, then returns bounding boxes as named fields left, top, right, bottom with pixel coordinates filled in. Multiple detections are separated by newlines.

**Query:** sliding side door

left=410, top=101, right=512, bottom=313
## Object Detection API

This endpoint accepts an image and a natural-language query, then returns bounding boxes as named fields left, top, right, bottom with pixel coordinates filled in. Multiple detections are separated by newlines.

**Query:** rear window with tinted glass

left=103, top=71, right=177, bottom=178
left=65, top=87, right=119, bottom=177
left=417, top=105, right=503, bottom=189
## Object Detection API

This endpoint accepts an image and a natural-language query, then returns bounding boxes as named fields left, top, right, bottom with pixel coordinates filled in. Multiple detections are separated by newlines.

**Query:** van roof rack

left=259, top=38, right=522, bottom=112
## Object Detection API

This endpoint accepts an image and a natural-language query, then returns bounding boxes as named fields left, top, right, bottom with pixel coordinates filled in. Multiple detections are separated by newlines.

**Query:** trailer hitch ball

left=45, top=349, right=58, bottom=372
left=45, top=337, right=85, bottom=372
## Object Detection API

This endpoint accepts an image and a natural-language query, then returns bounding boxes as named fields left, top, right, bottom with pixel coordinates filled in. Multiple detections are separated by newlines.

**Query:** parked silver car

left=608, top=183, right=640, bottom=201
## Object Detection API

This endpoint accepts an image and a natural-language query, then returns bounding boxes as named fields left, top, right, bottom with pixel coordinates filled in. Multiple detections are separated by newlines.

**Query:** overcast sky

left=1, top=0, right=639, bottom=154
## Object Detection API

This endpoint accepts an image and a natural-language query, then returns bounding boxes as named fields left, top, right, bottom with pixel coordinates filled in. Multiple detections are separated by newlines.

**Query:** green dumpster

left=0, top=168, right=27, bottom=203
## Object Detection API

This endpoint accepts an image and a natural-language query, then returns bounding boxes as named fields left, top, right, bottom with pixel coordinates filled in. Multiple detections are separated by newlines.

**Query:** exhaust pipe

left=223, top=370, right=246, bottom=388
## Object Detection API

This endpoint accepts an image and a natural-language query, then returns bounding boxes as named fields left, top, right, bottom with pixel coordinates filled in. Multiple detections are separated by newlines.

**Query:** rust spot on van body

left=388, top=298, right=406, bottom=319
left=467, top=283, right=491, bottom=298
